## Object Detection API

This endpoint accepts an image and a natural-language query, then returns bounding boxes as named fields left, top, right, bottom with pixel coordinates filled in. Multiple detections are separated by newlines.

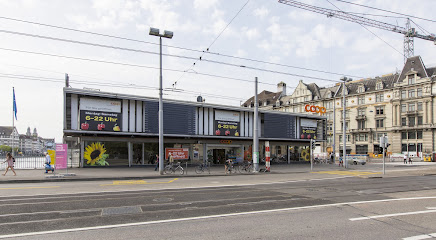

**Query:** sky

left=0, top=0, right=435, bottom=142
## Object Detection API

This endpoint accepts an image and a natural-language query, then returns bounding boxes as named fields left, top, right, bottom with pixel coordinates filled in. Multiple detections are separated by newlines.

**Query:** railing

left=0, top=155, right=45, bottom=169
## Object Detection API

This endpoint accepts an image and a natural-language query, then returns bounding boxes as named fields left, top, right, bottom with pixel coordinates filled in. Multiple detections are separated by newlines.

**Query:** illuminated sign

left=304, top=105, right=326, bottom=114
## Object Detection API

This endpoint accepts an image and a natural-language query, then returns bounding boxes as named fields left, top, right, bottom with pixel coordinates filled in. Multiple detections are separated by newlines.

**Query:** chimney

left=277, top=82, right=286, bottom=95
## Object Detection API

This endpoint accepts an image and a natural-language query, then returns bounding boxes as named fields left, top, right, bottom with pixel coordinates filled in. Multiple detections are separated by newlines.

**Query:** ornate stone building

left=243, top=56, right=436, bottom=157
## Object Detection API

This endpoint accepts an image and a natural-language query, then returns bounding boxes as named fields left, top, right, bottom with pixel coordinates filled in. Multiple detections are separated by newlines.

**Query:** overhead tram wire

left=0, top=73, right=247, bottom=102
left=334, top=0, right=436, bottom=23
left=173, top=0, right=251, bottom=86
left=0, top=16, right=364, bottom=79
left=325, top=0, right=404, bottom=57
left=0, top=42, right=343, bottom=83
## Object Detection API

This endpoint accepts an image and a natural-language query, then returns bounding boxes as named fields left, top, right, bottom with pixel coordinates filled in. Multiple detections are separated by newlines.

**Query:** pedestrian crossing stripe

left=312, top=171, right=381, bottom=176
left=101, top=178, right=178, bottom=186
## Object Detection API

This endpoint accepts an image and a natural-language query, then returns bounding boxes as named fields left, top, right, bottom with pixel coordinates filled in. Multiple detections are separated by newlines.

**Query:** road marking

left=350, top=209, right=436, bottom=221
left=0, top=186, right=60, bottom=190
left=0, top=196, right=436, bottom=239
left=100, top=178, right=178, bottom=186
left=313, top=171, right=381, bottom=176
left=403, top=233, right=436, bottom=240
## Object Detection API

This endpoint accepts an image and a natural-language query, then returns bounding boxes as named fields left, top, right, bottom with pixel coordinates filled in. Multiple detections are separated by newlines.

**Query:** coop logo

left=220, top=140, right=233, bottom=144
left=304, top=105, right=326, bottom=114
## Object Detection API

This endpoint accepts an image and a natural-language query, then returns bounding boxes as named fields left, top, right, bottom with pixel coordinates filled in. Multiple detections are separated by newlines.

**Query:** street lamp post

left=149, top=27, right=173, bottom=175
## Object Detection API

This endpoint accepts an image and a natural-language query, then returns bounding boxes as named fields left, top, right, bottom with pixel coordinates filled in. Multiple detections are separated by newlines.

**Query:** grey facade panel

left=263, top=113, right=296, bottom=139
left=143, top=101, right=196, bottom=135
left=143, top=101, right=158, bottom=133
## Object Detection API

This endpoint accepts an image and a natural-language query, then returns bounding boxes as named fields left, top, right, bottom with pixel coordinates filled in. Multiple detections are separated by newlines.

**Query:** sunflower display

left=84, top=142, right=109, bottom=166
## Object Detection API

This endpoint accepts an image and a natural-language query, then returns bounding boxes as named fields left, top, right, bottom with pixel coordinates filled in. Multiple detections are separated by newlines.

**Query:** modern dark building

left=63, top=88, right=326, bottom=167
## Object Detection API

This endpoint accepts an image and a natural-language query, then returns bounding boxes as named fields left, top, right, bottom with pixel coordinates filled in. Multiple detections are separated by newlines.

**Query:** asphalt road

left=0, top=169, right=435, bottom=240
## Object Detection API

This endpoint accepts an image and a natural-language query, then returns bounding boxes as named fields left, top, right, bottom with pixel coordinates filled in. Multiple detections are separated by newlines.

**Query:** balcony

left=406, top=110, right=418, bottom=115
left=355, top=115, right=367, bottom=120
left=350, top=128, right=371, bottom=133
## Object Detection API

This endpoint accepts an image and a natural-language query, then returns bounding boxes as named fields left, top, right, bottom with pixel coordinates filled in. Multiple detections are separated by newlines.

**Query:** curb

left=0, top=170, right=306, bottom=184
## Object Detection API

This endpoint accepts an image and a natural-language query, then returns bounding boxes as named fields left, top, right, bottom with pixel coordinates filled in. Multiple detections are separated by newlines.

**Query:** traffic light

left=311, top=140, right=317, bottom=149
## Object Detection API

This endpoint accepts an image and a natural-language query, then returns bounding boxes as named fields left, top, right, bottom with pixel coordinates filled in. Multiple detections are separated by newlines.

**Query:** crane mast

left=278, top=0, right=436, bottom=63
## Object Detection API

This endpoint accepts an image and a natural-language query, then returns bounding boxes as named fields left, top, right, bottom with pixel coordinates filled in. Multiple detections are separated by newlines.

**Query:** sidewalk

left=1, top=162, right=436, bottom=184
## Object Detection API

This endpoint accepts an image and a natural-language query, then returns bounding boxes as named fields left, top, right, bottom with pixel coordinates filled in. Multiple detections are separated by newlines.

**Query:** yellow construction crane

left=278, top=0, right=436, bottom=63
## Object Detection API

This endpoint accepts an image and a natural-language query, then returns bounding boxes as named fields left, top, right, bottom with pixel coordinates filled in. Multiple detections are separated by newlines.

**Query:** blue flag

left=13, top=88, right=17, bottom=120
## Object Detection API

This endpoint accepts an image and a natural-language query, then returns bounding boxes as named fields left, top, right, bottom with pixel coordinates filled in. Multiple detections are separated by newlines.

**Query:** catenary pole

left=341, top=77, right=347, bottom=168
left=253, top=77, right=259, bottom=172
left=159, top=36, right=164, bottom=175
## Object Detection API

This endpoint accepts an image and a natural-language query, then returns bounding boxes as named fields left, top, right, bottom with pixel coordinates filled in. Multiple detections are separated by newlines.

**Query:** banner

left=55, top=144, right=68, bottom=169
left=79, top=111, right=121, bottom=131
left=214, top=110, right=240, bottom=137
left=165, top=148, right=189, bottom=160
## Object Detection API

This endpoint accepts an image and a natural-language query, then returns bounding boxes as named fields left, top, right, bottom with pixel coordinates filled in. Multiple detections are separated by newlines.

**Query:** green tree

left=0, top=145, right=12, bottom=153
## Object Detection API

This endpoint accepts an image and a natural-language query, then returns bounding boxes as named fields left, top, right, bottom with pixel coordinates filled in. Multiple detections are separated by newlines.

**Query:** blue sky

left=0, top=0, right=435, bottom=141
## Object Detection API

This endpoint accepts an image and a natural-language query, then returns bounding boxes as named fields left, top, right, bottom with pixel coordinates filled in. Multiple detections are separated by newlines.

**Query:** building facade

left=0, top=126, right=54, bottom=154
left=243, top=56, right=436, bottom=158
left=63, top=88, right=326, bottom=167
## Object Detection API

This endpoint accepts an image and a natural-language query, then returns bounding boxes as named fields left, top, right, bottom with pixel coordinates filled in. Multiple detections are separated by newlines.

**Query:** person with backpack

left=44, top=152, right=54, bottom=174
left=2, top=152, right=16, bottom=176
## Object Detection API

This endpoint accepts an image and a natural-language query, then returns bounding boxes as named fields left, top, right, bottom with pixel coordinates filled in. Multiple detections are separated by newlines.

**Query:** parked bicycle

left=164, top=162, right=184, bottom=175
left=238, top=161, right=253, bottom=173
left=195, top=161, right=210, bottom=174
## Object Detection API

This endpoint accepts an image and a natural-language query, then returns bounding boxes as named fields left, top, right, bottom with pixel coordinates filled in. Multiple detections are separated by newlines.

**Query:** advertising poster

left=214, top=110, right=240, bottom=137
left=300, top=118, right=318, bottom=140
left=165, top=148, right=189, bottom=160
left=79, top=98, right=122, bottom=132
left=47, top=149, right=56, bottom=165
left=55, top=144, right=68, bottom=169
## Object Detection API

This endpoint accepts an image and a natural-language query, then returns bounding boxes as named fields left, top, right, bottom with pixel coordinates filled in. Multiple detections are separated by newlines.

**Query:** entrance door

left=213, top=149, right=226, bottom=164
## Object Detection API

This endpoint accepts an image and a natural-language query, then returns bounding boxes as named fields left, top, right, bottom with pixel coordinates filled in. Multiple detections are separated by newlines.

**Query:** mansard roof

left=242, top=90, right=283, bottom=107
left=398, top=56, right=431, bottom=82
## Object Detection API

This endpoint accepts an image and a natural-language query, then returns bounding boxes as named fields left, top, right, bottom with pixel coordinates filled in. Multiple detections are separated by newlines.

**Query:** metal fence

left=0, top=155, right=45, bottom=170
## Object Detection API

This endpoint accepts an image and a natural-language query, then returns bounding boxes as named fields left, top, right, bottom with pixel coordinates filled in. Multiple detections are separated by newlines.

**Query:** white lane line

left=1, top=196, right=436, bottom=239
left=403, top=233, right=436, bottom=240
left=0, top=176, right=351, bottom=201
left=350, top=209, right=436, bottom=221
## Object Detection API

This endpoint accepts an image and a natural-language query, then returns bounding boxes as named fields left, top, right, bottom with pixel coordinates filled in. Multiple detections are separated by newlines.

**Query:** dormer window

left=358, top=86, right=364, bottom=93
left=276, top=100, right=280, bottom=106
left=263, top=101, right=267, bottom=106
left=408, top=75, right=415, bottom=85
left=376, top=82, right=383, bottom=90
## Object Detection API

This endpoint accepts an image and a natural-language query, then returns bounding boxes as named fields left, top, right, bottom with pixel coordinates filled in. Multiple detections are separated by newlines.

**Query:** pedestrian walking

left=154, top=154, right=159, bottom=171
left=44, top=152, right=54, bottom=173
left=338, top=157, right=343, bottom=167
left=2, top=152, right=16, bottom=176
left=409, top=156, right=413, bottom=164
left=168, top=153, right=174, bottom=164
left=404, top=153, right=408, bottom=164
left=330, top=152, right=335, bottom=164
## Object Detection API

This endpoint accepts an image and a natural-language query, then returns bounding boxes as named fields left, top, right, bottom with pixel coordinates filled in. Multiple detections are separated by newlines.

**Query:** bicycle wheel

left=177, top=166, right=184, bottom=175
left=164, top=165, right=172, bottom=174
left=195, top=165, right=203, bottom=174
left=238, top=165, right=245, bottom=173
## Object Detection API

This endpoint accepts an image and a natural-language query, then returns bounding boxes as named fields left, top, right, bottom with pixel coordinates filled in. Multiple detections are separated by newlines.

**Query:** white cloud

left=193, top=0, right=218, bottom=10
left=253, top=6, right=269, bottom=19
left=257, top=40, right=271, bottom=51
left=243, top=27, right=259, bottom=40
